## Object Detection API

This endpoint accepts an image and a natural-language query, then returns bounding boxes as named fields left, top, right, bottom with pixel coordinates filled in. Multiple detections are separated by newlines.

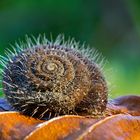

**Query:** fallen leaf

left=0, top=112, right=43, bottom=140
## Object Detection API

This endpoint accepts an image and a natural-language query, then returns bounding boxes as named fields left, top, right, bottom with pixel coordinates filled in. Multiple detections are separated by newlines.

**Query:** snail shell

left=1, top=35, right=108, bottom=119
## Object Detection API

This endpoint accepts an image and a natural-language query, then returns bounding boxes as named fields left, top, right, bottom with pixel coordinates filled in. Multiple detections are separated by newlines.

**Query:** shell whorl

left=1, top=35, right=108, bottom=119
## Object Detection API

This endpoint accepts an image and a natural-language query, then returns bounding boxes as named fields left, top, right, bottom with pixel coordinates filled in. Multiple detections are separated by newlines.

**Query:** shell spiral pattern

left=0, top=35, right=108, bottom=119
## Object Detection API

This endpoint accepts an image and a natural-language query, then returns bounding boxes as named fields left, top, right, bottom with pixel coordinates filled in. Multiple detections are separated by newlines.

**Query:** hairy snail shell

left=0, top=35, right=108, bottom=119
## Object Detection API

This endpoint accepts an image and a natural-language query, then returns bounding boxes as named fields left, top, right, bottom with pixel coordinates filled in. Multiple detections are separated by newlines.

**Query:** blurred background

left=0, top=0, right=140, bottom=98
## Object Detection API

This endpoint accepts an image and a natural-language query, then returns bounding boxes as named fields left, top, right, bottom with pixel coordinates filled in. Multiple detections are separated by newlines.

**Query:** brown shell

left=2, top=38, right=108, bottom=119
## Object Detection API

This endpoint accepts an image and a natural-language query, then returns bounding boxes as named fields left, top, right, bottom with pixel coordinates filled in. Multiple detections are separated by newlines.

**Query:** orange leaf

left=25, top=115, right=100, bottom=140
left=0, top=111, right=43, bottom=140
left=107, top=95, right=140, bottom=116
left=78, top=114, right=140, bottom=140
left=25, top=114, right=140, bottom=140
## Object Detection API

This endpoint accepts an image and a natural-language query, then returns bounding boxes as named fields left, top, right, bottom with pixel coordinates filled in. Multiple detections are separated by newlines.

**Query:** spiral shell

left=1, top=35, right=108, bottom=119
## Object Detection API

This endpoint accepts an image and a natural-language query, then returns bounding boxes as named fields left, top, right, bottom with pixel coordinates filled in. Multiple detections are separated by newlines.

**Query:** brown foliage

left=0, top=112, right=43, bottom=140
left=0, top=95, right=140, bottom=140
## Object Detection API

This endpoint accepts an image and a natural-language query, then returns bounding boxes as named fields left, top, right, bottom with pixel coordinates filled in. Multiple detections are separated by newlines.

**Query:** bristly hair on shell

left=0, top=34, right=105, bottom=70
left=0, top=34, right=108, bottom=119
